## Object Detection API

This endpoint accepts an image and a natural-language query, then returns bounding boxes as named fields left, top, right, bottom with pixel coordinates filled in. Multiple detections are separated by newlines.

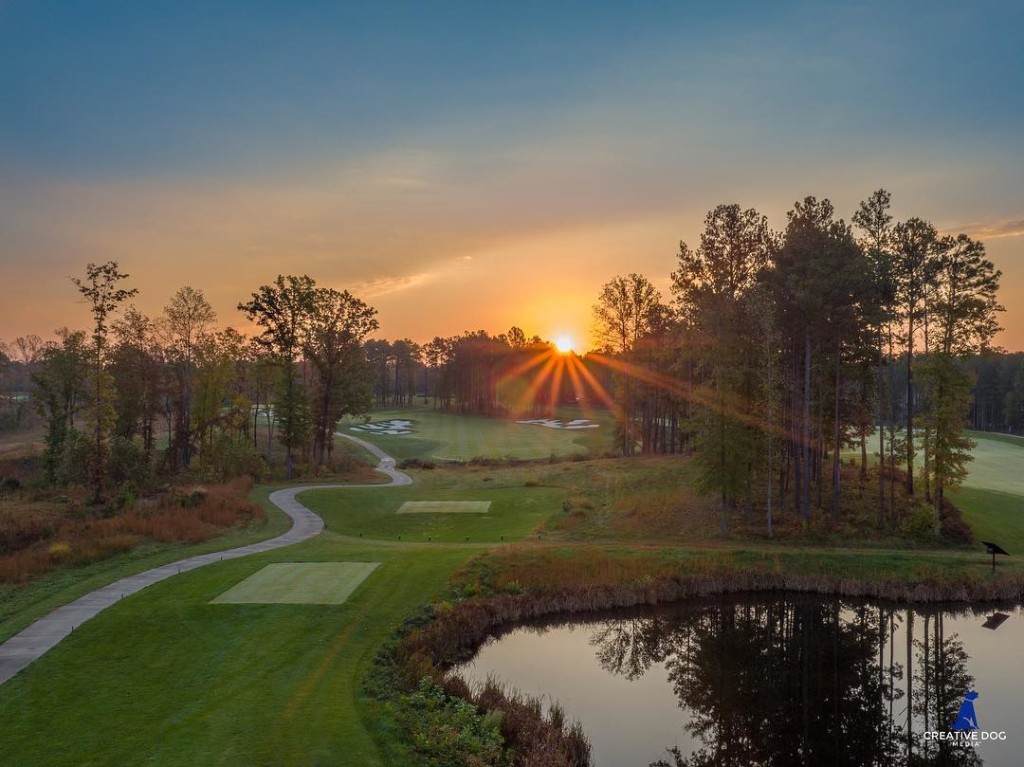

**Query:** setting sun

left=554, top=335, right=575, bottom=354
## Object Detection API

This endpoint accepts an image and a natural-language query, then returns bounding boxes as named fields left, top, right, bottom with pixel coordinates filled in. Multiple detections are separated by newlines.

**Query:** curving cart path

left=0, top=432, right=409, bottom=685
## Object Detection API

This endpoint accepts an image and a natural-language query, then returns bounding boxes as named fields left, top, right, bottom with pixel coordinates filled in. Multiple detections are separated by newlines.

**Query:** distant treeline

left=0, top=272, right=578, bottom=500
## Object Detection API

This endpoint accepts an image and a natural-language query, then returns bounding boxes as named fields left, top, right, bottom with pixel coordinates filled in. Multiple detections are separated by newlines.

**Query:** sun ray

left=563, top=353, right=590, bottom=410
left=500, top=347, right=555, bottom=381
left=586, top=352, right=794, bottom=441
left=548, top=355, right=566, bottom=411
left=569, top=354, right=618, bottom=412
left=512, top=354, right=560, bottom=415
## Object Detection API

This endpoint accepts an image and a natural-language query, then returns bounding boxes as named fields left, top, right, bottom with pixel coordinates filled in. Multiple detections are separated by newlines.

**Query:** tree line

left=592, top=191, right=1003, bottom=533
left=0, top=268, right=584, bottom=500
left=0, top=268, right=381, bottom=500
left=0, top=190, right=1008, bottom=519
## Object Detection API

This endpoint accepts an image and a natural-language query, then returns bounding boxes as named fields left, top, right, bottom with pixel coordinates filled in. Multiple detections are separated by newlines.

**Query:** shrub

left=900, top=503, right=938, bottom=541
left=561, top=496, right=594, bottom=514
left=0, top=477, right=264, bottom=583
left=0, top=504, right=58, bottom=555
left=193, top=432, right=268, bottom=482
left=56, top=430, right=93, bottom=486
left=108, top=436, right=151, bottom=486
left=401, top=676, right=509, bottom=766
left=48, top=541, right=71, bottom=560
left=938, top=498, right=973, bottom=544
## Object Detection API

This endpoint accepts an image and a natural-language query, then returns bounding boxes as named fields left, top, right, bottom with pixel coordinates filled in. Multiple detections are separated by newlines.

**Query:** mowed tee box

left=397, top=501, right=491, bottom=514
left=211, top=562, right=380, bottom=604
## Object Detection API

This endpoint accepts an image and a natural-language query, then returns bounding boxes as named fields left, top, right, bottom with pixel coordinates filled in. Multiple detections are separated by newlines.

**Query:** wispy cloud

left=352, top=272, right=435, bottom=298
left=955, top=217, right=1024, bottom=240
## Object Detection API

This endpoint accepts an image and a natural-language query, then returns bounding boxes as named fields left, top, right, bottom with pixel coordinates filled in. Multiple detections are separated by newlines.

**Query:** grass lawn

left=962, top=431, right=1024, bottom=497
left=3, top=420, right=1024, bottom=765
left=337, top=404, right=613, bottom=461
left=211, top=562, right=381, bottom=604
left=300, top=467, right=565, bottom=543
left=0, top=536, right=475, bottom=766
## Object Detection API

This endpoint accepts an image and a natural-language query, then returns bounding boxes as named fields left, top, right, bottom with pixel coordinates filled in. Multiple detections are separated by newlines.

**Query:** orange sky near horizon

left=2, top=206, right=1022, bottom=355
left=2, top=175, right=1022, bottom=355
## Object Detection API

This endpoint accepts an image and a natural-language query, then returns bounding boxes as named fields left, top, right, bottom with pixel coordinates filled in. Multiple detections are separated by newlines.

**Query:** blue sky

left=2, top=1, right=1023, bottom=347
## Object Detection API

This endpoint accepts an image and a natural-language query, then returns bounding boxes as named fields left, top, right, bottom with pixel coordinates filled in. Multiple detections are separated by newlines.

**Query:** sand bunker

left=350, top=419, right=414, bottom=435
left=516, top=418, right=599, bottom=430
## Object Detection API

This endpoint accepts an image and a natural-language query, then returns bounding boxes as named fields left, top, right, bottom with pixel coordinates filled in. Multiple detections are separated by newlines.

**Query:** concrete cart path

left=0, top=433, right=410, bottom=685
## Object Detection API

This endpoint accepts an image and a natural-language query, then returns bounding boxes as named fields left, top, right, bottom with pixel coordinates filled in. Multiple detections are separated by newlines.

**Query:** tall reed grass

left=0, top=477, right=264, bottom=583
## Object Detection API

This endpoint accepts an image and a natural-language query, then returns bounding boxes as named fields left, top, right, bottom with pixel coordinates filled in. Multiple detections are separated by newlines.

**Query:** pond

left=455, top=594, right=1024, bottom=766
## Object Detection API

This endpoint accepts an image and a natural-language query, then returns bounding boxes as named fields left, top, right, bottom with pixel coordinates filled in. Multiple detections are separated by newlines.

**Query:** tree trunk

left=832, top=332, right=842, bottom=519
left=877, top=328, right=886, bottom=529
left=802, top=333, right=811, bottom=521
left=906, top=314, right=915, bottom=495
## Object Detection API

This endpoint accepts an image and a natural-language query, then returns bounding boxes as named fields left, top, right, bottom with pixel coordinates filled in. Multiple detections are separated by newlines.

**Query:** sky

left=2, top=1, right=1023, bottom=351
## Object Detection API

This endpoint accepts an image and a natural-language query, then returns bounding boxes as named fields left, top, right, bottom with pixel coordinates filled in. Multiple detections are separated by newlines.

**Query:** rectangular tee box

left=211, top=562, right=380, bottom=605
left=397, top=501, right=491, bottom=514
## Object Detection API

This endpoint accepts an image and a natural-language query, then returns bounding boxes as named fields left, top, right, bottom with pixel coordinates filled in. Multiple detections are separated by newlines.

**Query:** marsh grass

left=370, top=607, right=592, bottom=767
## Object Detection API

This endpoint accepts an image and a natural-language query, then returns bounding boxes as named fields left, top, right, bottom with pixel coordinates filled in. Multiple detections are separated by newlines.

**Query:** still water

left=456, top=594, right=1024, bottom=766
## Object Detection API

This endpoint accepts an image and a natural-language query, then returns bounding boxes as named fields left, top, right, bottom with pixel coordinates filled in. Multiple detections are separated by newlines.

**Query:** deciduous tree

left=72, top=261, right=138, bottom=501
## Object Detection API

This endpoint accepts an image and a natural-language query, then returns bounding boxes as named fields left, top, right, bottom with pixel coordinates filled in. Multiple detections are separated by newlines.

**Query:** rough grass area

left=339, top=405, right=613, bottom=462
left=397, top=501, right=491, bottom=514
left=0, top=478, right=266, bottom=584
left=212, top=561, right=380, bottom=604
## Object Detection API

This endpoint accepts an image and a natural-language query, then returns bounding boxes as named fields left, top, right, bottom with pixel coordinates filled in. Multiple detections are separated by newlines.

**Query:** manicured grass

left=844, top=429, right=1024, bottom=497
left=950, top=485, right=1024, bottom=554
left=0, top=536, right=476, bottom=766
left=211, top=561, right=380, bottom=604
left=966, top=430, right=1024, bottom=447
left=300, top=469, right=564, bottom=543
left=397, top=500, right=491, bottom=513
left=962, top=431, right=1024, bottom=496
left=944, top=433, right=1024, bottom=556
left=338, top=404, right=613, bottom=461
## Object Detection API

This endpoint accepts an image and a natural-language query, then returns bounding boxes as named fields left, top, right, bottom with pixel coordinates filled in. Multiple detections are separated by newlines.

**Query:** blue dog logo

left=952, top=691, right=980, bottom=732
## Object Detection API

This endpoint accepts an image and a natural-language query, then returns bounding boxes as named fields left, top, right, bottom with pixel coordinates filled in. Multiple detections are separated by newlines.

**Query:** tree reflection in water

left=585, top=595, right=982, bottom=767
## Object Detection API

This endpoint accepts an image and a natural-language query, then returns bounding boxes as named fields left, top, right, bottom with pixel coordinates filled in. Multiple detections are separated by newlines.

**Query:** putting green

left=210, top=562, right=380, bottom=605
left=397, top=501, right=491, bottom=514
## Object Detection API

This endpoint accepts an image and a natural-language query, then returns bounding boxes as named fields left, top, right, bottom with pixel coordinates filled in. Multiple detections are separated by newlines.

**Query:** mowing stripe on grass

left=211, top=562, right=380, bottom=605
left=396, top=501, right=491, bottom=514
